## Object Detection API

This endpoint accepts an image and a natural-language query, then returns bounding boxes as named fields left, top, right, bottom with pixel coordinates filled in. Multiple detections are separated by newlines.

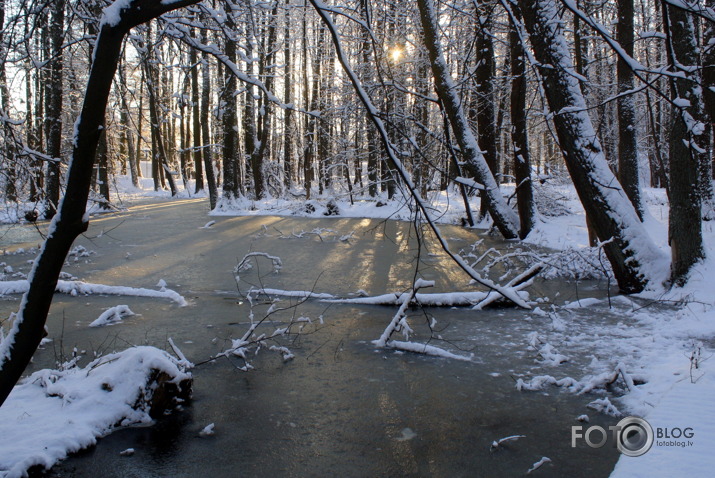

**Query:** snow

left=198, top=423, right=215, bottom=437
left=0, top=346, right=191, bottom=478
left=100, top=0, right=132, bottom=28
left=0, top=279, right=187, bottom=306
left=384, top=340, right=473, bottom=361
left=89, top=305, right=135, bottom=327
left=527, top=456, right=552, bottom=474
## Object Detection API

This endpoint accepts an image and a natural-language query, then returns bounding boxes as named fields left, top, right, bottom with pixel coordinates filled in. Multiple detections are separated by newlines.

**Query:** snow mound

left=89, top=305, right=135, bottom=327
left=0, top=346, right=192, bottom=478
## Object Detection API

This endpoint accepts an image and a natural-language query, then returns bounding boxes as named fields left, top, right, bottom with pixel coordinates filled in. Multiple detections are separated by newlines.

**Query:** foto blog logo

left=572, top=416, right=655, bottom=457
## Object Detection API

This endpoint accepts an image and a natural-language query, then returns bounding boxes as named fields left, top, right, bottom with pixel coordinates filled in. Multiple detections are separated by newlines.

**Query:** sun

left=390, top=47, right=403, bottom=63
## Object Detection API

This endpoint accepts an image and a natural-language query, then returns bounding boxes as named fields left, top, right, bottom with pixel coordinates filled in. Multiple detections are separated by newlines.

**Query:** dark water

left=1, top=198, right=620, bottom=477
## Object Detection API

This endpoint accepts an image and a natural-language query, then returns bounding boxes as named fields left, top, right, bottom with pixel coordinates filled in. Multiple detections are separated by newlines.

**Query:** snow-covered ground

left=1, top=176, right=713, bottom=476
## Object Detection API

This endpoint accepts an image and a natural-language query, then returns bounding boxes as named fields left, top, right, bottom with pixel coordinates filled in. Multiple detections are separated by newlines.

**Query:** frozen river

left=0, top=197, right=620, bottom=477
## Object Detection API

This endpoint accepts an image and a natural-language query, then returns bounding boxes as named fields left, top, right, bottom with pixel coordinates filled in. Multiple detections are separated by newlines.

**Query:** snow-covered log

left=0, top=346, right=192, bottom=477
left=0, top=279, right=187, bottom=306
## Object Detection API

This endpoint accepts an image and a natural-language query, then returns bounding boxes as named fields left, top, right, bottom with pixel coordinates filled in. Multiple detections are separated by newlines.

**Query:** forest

left=0, top=0, right=711, bottom=282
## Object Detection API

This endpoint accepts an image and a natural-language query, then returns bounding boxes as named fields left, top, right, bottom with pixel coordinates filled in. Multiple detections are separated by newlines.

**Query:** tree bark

left=705, top=0, right=715, bottom=123
left=222, top=12, right=239, bottom=200
left=701, top=0, right=715, bottom=216
left=190, top=36, right=204, bottom=193
left=251, top=1, right=280, bottom=199
left=145, top=53, right=177, bottom=196
left=283, top=0, right=293, bottom=189
left=44, top=0, right=65, bottom=219
left=201, top=28, right=218, bottom=209
left=617, top=0, right=643, bottom=219
left=473, top=2, right=498, bottom=220
left=662, top=2, right=706, bottom=284
left=508, top=8, right=535, bottom=239
left=0, top=0, right=16, bottom=202
left=119, top=57, right=139, bottom=188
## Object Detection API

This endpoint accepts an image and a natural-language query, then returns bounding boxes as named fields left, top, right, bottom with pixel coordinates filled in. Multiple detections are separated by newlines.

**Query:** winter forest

left=0, top=0, right=714, bottom=476
left=0, top=0, right=712, bottom=281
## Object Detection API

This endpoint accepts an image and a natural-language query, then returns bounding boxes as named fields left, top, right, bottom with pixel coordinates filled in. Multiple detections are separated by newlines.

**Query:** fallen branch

left=0, top=279, right=187, bottom=306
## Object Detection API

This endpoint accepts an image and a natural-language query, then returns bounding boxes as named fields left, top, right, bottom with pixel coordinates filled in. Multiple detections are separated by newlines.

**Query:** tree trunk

left=0, top=0, right=200, bottom=410
left=222, top=13, right=239, bottom=200
left=44, top=0, right=65, bottom=219
left=145, top=53, right=177, bottom=196
left=135, top=74, right=145, bottom=179
left=572, top=0, right=598, bottom=246
left=517, top=0, right=666, bottom=292
left=243, top=24, right=260, bottom=199
left=95, top=132, right=111, bottom=205
left=473, top=2, right=498, bottom=221
left=416, top=0, right=520, bottom=239
left=26, top=19, right=42, bottom=202
left=119, top=57, right=139, bottom=188
left=251, top=1, right=280, bottom=199
left=283, top=0, right=293, bottom=190
left=509, top=8, right=535, bottom=239
left=701, top=0, right=715, bottom=217
left=190, top=36, right=204, bottom=193
left=617, top=0, right=643, bottom=219
left=201, top=29, right=218, bottom=209
left=662, top=2, right=706, bottom=284
left=705, top=0, right=715, bottom=124
left=0, top=0, right=16, bottom=202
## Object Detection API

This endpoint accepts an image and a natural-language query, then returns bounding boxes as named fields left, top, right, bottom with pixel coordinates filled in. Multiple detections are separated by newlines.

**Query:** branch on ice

left=384, top=340, right=473, bottom=361
left=235, top=252, right=283, bottom=275
left=490, top=434, right=526, bottom=451
left=373, top=281, right=429, bottom=348
left=0, top=280, right=187, bottom=306
left=527, top=457, right=552, bottom=474
left=324, top=288, right=530, bottom=307
left=515, top=363, right=642, bottom=396
left=89, top=305, right=135, bottom=327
